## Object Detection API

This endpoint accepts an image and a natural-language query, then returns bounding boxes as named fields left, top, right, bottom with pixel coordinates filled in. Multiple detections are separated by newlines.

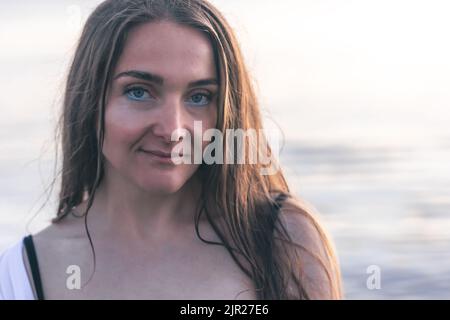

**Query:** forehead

left=115, top=20, right=216, bottom=84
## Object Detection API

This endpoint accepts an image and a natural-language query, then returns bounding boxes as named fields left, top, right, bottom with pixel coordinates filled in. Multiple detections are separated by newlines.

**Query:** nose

left=151, top=97, right=187, bottom=144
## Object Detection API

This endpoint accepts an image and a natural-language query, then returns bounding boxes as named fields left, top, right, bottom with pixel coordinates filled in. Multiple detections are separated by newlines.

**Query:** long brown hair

left=51, top=0, right=342, bottom=299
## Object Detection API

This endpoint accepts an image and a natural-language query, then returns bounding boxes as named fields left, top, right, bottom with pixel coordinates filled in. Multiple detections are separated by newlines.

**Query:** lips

left=140, top=149, right=172, bottom=158
left=139, top=148, right=185, bottom=158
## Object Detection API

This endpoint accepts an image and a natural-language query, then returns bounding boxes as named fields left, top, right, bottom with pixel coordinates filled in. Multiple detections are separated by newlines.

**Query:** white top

left=0, top=238, right=35, bottom=300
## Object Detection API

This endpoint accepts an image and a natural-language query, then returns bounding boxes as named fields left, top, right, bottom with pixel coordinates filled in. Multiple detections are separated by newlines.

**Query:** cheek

left=103, top=104, right=144, bottom=153
left=198, top=106, right=218, bottom=148
left=199, top=105, right=218, bottom=131
left=209, top=104, right=218, bottom=128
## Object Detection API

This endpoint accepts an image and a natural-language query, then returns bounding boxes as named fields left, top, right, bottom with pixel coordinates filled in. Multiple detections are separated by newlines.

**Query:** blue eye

left=187, top=93, right=212, bottom=106
left=124, top=87, right=213, bottom=106
left=125, top=87, right=151, bottom=101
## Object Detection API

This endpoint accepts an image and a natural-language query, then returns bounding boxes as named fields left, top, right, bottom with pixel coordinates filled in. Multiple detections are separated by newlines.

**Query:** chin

left=132, top=165, right=199, bottom=195
left=137, top=174, right=188, bottom=195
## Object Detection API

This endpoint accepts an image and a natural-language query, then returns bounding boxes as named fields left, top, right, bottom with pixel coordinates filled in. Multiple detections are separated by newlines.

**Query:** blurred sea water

left=280, top=139, right=450, bottom=299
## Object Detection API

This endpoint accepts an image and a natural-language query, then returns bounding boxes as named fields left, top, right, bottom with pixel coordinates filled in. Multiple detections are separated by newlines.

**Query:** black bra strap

left=23, top=235, right=45, bottom=300
left=273, top=192, right=288, bottom=210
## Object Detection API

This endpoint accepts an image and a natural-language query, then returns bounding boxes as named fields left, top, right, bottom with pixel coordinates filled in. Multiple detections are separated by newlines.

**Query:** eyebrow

left=113, top=70, right=218, bottom=88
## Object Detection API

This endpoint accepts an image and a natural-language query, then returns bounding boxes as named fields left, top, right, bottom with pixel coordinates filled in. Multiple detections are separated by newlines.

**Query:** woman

left=0, top=0, right=343, bottom=300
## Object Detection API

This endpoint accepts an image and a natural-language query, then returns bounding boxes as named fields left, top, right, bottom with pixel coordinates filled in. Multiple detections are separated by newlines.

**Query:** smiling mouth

left=138, top=149, right=190, bottom=166
left=140, top=149, right=172, bottom=158
left=139, top=149, right=185, bottom=158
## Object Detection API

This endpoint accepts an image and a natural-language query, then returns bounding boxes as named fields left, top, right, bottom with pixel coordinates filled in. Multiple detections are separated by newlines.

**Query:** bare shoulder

left=275, top=196, right=331, bottom=256
left=22, top=212, right=89, bottom=299
left=32, top=210, right=90, bottom=270
left=274, top=194, right=343, bottom=299
left=33, top=212, right=87, bottom=247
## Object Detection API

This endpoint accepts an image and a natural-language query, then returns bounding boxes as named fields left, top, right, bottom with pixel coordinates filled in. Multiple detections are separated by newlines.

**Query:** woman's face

left=102, top=20, right=218, bottom=194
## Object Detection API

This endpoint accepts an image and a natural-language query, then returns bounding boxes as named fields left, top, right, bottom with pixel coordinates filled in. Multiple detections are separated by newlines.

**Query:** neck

left=76, top=171, right=204, bottom=245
